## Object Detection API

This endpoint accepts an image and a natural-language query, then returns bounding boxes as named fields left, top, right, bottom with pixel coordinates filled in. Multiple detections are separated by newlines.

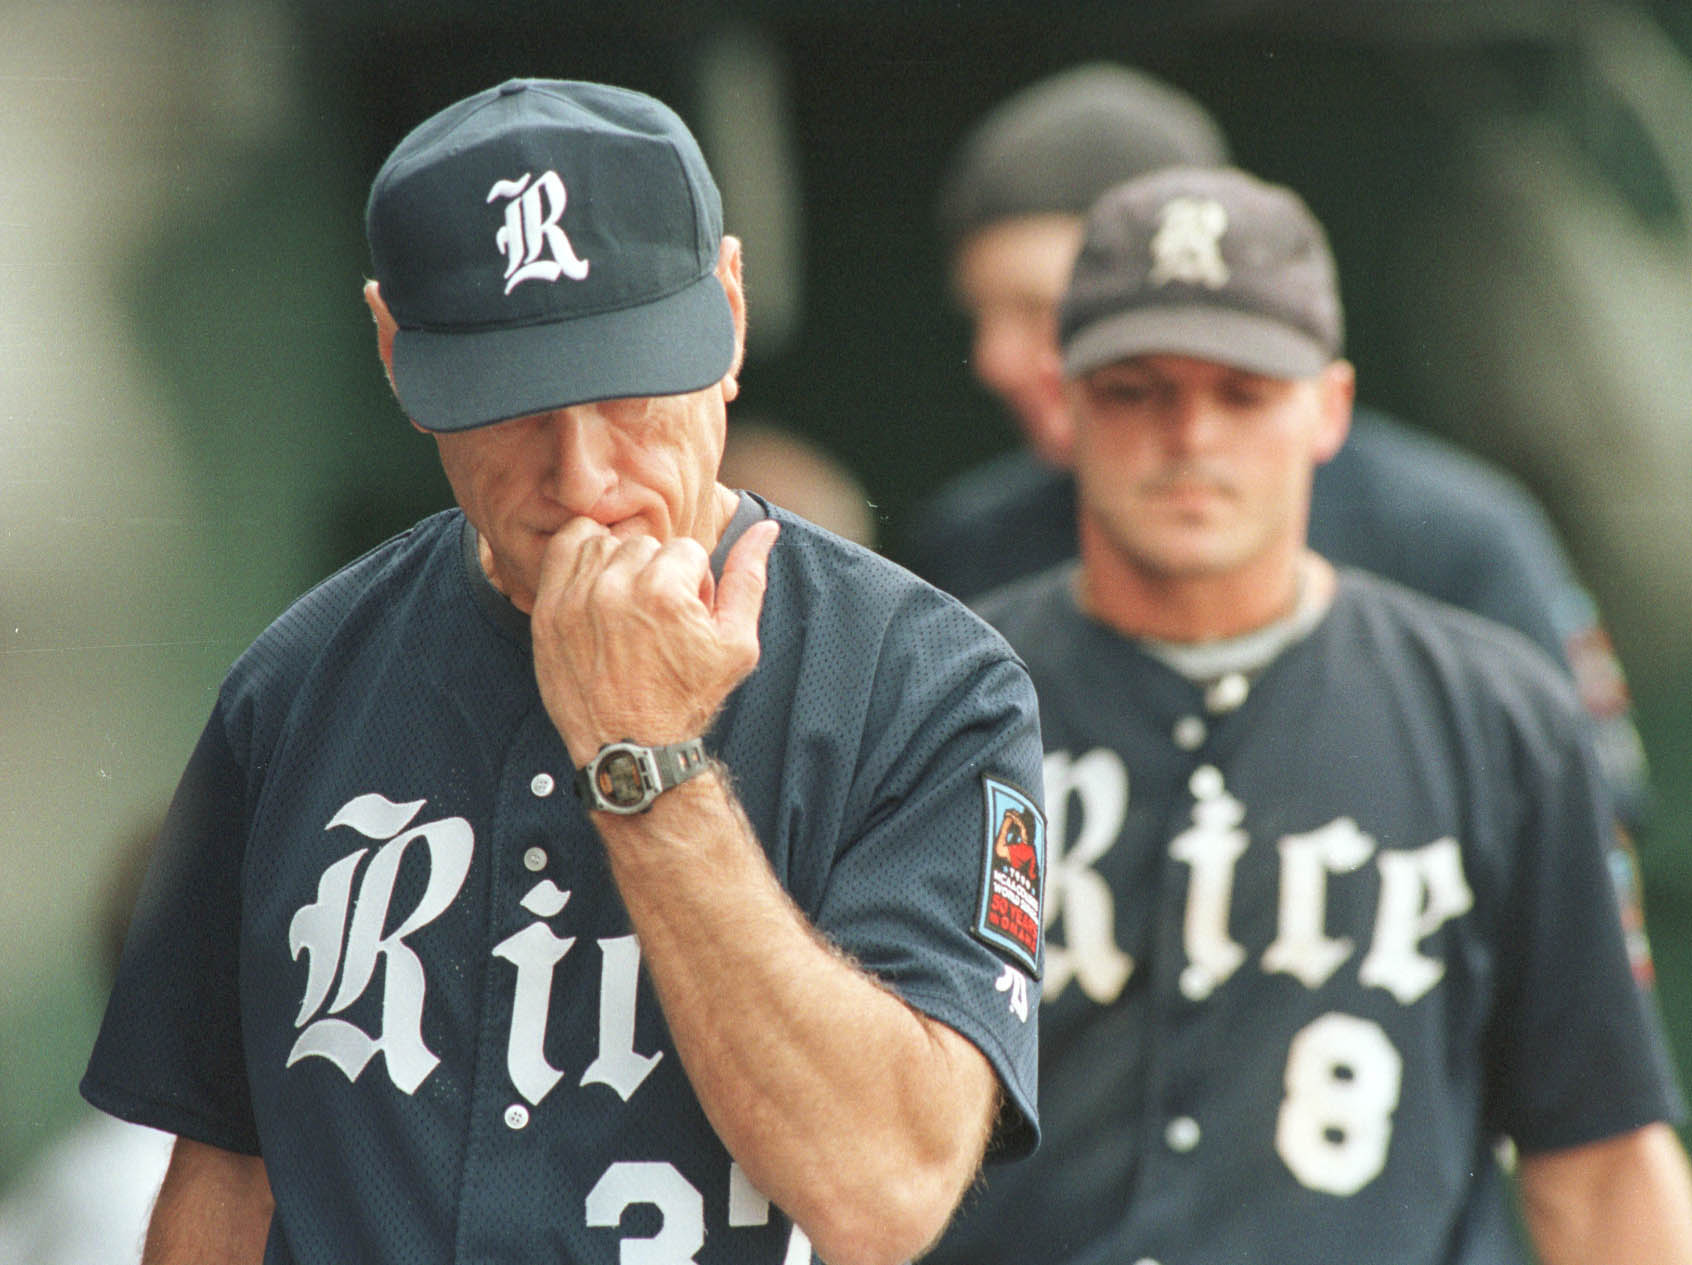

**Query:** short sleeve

left=811, top=650, right=1047, bottom=1160
left=1481, top=693, right=1683, bottom=1151
left=81, top=702, right=261, bottom=1154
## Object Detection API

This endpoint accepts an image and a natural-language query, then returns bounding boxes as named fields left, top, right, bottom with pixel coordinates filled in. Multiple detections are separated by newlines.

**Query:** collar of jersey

left=1137, top=561, right=1334, bottom=683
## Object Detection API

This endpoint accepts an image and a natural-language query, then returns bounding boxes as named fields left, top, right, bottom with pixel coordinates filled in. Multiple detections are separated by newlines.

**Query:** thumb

left=713, top=519, right=780, bottom=643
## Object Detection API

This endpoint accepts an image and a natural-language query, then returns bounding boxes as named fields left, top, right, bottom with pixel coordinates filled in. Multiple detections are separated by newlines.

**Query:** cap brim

left=391, top=270, right=736, bottom=433
left=1063, top=305, right=1333, bottom=380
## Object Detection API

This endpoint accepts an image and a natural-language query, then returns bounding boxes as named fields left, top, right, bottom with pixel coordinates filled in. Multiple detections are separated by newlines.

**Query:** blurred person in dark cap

left=902, top=63, right=1653, bottom=850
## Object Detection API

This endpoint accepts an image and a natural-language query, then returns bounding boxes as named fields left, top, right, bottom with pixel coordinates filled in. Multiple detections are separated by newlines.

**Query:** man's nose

left=1164, top=391, right=1225, bottom=452
left=541, top=407, right=617, bottom=513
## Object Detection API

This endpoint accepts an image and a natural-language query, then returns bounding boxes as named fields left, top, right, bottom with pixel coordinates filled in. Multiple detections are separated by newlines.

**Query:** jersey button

left=1165, top=1115, right=1202, bottom=1153
left=1205, top=672, right=1249, bottom=713
left=1172, top=715, right=1207, bottom=750
left=504, top=1104, right=530, bottom=1130
left=523, top=846, right=548, bottom=872
left=530, top=772, right=556, bottom=797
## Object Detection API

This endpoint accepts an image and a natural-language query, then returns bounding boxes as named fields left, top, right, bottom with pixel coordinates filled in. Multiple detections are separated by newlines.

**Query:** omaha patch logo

left=973, top=776, right=1046, bottom=976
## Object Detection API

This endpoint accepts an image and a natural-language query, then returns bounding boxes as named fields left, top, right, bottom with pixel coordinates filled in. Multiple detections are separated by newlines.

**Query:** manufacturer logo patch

left=973, top=775, right=1046, bottom=977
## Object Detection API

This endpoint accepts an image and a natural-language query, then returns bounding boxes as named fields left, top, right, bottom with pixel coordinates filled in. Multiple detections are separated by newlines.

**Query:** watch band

left=574, top=737, right=711, bottom=814
left=650, top=737, right=710, bottom=793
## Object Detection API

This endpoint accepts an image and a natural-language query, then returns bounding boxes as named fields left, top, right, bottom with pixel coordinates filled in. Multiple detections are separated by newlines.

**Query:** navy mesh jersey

left=83, top=497, right=1045, bottom=1264
left=925, top=565, right=1682, bottom=1265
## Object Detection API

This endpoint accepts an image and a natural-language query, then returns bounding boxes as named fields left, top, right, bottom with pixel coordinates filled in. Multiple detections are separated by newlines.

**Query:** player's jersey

left=926, top=565, right=1682, bottom=1265
left=82, top=496, right=1045, bottom=1265
left=899, top=408, right=1650, bottom=829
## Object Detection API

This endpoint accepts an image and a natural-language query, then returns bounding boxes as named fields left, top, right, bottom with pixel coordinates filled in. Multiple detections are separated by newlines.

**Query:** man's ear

left=1312, top=359, right=1356, bottom=465
left=1028, top=346, right=1076, bottom=469
left=363, top=279, right=399, bottom=380
left=715, top=237, right=747, bottom=403
left=364, top=280, right=429, bottom=433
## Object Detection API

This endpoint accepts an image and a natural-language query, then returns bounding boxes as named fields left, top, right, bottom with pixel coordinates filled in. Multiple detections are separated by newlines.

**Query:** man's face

left=431, top=387, right=729, bottom=613
left=368, top=239, right=748, bottom=615
left=1070, top=354, right=1352, bottom=582
left=950, top=214, right=1085, bottom=467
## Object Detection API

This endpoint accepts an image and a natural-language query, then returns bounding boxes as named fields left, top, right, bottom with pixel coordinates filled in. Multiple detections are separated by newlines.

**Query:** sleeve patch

left=973, top=775, right=1046, bottom=977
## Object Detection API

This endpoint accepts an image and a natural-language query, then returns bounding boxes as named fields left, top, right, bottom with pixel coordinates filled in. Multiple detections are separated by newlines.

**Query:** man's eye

left=1096, top=382, right=1152, bottom=405
left=1221, top=383, right=1273, bottom=408
left=1220, top=373, right=1284, bottom=408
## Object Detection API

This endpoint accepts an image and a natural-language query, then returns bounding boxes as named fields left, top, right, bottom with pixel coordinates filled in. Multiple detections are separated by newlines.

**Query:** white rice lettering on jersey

left=1169, top=768, right=1249, bottom=999
left=1154, top=773, right=1473, bottom=1198
left=287, top=794, right=474, bottom=1093
left=1263, top=818, right=1375, bottom=989
left=1041, top=749, right=1135, bottom=1004
left=289, top=850, right=366, bottom=1026
left=1359, top=838, right=1475, bottom=1004
left=493, top=912, right=665, bottom=1107
left=581, top=935, right=666, bottom=1100
left=492, top=914, right=576, bottom=1106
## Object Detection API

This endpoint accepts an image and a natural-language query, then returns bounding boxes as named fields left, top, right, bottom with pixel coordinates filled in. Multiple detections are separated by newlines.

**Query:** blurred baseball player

left=924, top=166, right=1692, bottom=1265
left=902, top=64, right=1652, bottom=842
left=81, top=79, right=1045, bottom=1265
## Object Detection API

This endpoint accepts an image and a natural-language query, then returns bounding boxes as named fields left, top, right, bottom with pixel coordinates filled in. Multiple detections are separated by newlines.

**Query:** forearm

left=596, top=769, right=999, bottom=1265
left=1518, top=1123, right=1692, bottom=1265
left=142, top=1137, right=273, bottom=1265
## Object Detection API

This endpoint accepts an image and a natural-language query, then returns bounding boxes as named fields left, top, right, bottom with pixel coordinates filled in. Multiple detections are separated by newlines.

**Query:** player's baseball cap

left=936, top=63, right=1231, bottom=247
left=1060, top=166, right=1343, bottom=381
left=366, top=78, right=735, bottom=433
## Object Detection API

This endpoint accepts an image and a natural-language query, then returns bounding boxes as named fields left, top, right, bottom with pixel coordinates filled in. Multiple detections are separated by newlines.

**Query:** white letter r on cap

left=489, top=170, right=590, bottom=292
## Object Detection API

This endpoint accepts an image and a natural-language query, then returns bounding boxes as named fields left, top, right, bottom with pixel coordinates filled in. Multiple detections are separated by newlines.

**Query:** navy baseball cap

left=1060, top=166, right=1343, bottom=381
left=366, top=79, right=735, bottom=432
left=936, top=63, right=1231, bottom=247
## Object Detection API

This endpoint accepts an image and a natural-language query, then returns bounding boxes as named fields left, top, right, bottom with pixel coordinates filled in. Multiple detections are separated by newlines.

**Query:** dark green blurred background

left=4, top=0, right=1692, bottom=1193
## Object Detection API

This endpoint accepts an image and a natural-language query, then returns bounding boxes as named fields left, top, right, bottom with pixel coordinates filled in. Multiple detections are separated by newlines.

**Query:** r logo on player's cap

left=1060, top=165, right=1343, bottom=382
left=973, top=775, right=1046, bottom=977
left=365, top=78, right=735, bottom=433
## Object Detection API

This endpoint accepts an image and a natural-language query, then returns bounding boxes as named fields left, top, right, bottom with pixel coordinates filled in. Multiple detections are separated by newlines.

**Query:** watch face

left=596, top=750, right=648, bottom=807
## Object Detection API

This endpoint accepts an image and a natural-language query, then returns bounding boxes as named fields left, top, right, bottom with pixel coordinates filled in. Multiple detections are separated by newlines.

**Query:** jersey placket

left=1119, top=675, right=1256, bottom=1263
left=453, top=703, right=600, bottom=1261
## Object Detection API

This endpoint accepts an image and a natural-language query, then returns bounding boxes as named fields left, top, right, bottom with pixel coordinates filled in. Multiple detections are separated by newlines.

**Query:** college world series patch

left=973, top=775, right=1046, bottom=977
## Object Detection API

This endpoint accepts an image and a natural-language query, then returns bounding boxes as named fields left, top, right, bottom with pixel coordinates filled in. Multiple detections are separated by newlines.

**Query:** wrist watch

left=574, top=738, right=710, bottom=815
